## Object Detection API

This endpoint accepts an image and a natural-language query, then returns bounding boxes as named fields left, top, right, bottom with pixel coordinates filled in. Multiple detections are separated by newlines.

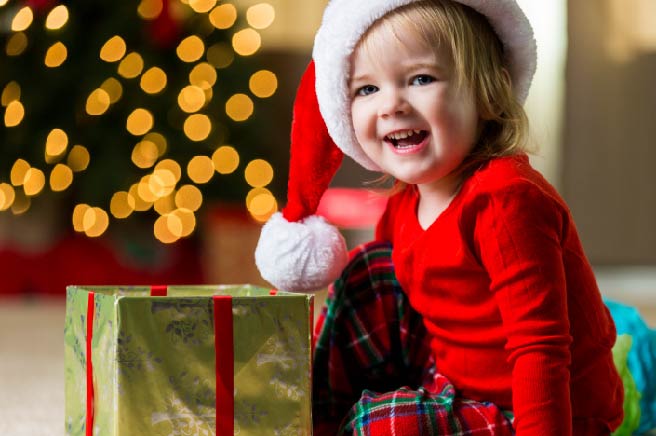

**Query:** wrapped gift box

left=64, top=285, right=314, bottom=436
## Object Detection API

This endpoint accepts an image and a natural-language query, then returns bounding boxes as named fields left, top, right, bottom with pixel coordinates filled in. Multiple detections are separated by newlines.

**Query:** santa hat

left=255, top=0, right=537, bottom=292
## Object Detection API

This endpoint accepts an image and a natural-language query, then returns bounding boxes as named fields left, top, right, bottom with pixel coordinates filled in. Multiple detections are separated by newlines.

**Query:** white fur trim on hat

left=255, top=212, right=348, bottom=293
left=312, top=0, right=537, bottom=171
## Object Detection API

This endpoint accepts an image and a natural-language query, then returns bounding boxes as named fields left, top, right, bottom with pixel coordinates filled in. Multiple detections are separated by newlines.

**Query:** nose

left=377, top=88, right=410, bottom=118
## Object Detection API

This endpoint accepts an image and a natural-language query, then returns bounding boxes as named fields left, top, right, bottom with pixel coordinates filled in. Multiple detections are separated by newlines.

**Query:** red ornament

left=25, top=0, right=58, bottom=14
left=145, top=0, right=182, bottom=49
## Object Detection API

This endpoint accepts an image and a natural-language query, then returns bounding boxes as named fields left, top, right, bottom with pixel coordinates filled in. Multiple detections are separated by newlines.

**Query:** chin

left=388, top=164, right=444, bottom=186
left=392, top=172, right=435, bottom=186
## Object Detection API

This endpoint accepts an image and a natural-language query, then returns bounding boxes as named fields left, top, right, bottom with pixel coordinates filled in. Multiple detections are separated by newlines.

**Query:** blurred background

left=0, top=0, right=655, bottom=299
left=0, top=0, right=655, bottom=433
left=0, top=0, right=325, bottom=292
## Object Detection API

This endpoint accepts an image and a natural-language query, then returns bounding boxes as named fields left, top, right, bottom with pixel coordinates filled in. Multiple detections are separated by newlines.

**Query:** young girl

left=255, top=0, right=624, bottom=434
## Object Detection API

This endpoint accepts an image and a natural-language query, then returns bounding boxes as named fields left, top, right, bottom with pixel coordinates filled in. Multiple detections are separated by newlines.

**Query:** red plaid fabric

left=313, top=241, right=514, bottom=435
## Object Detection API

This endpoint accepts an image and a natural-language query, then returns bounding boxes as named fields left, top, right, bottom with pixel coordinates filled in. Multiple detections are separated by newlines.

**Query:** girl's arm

left=473, top=182, right=573, bottom=436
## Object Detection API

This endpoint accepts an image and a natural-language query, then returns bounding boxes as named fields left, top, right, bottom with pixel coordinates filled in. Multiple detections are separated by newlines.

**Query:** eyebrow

left=350, top=73, right=371, bottom=84
left=407, top=62, right=445, bottom=74
left=350, top=62, right=444, bottom=84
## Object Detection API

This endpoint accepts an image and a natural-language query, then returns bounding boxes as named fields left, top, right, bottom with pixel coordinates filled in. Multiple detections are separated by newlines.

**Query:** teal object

left=605, top=299, right=656, bottom=434
left=611, top=335, right=641, bottom=436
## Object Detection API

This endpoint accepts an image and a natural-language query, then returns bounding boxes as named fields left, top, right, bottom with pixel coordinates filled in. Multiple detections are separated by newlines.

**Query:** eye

left=355, top=85, right=378, bottom=97
left=411, top=75, right=436, bottom=86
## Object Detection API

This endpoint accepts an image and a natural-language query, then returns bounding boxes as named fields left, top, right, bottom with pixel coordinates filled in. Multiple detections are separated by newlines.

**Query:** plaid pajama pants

left=312, top=241, right=515, bottom=436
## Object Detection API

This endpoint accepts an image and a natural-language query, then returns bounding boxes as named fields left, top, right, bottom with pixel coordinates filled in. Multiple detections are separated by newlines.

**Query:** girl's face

left=350, top=30, right=479, bottom=194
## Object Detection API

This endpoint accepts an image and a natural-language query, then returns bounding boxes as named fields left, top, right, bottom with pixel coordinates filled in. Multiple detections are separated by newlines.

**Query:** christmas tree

left=0, top=0, right=282, bottom=244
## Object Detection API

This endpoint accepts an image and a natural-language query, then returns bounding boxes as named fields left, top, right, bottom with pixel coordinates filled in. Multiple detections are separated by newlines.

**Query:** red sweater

left=375, top=154, right=623, bottom=435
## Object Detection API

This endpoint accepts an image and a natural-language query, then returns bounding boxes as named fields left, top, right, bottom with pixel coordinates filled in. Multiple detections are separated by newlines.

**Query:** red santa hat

left=255, top=0, right=537, bottom=292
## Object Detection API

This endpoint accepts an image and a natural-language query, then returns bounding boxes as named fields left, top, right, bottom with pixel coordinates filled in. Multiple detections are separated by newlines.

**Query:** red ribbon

left=85, top=292, right=95, bottom=436
left=150, top=285, right=167, bottom=296
left=310, top=299, right=315, bottom=356
left=213, top=295, right=234, bottom=435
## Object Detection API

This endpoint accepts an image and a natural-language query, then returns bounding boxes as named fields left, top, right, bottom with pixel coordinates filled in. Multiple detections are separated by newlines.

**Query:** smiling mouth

left=384, top=129, right=429, bottom=150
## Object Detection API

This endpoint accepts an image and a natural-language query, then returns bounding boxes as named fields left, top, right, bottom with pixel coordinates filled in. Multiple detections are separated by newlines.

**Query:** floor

left=0, top=298, right=66, bottom=436
left=0, top=295, right=654, bottom=435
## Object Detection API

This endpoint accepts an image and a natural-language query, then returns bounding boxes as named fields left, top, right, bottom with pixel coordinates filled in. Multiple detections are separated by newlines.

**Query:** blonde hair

left=355, top=0, right=531, bottom=176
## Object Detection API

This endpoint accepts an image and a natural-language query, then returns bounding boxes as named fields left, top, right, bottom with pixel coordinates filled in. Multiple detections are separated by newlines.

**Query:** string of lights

left=0, top=0, right=280, bottom=244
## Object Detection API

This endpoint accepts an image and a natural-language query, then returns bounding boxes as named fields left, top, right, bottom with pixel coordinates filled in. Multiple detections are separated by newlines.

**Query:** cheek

left=351, top=102, right=373, bottom=140
left=442, top=99, right=479, bottom=142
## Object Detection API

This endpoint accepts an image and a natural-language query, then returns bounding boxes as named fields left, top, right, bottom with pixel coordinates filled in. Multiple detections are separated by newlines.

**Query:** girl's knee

left=333, top=240, right=397, bottom=298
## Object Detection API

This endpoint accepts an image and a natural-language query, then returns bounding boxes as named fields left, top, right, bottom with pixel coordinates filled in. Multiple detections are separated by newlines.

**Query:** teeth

left=387, top=129, right=421, bottom=140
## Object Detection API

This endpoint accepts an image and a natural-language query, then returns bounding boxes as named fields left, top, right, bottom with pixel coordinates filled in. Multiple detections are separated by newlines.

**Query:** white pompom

left=255, top=212, right=348, bottom=293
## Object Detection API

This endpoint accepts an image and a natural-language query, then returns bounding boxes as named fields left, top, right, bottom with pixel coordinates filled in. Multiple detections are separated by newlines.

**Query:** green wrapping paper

left=64, top=285, right=314, bottom=436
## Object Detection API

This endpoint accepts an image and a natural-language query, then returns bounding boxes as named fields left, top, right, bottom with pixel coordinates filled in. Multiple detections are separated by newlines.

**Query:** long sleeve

left=472, top=182, right=573, bottom=436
